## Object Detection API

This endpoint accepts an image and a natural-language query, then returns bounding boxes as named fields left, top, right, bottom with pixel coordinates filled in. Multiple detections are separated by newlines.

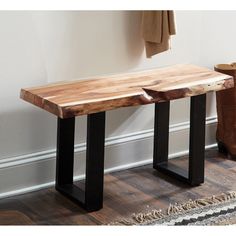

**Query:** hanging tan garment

left=141, top=11, right=176, bottom=58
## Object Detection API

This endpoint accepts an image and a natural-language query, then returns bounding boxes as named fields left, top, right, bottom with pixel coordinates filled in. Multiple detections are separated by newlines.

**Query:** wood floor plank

left=0, top=148, right=235, bottom=225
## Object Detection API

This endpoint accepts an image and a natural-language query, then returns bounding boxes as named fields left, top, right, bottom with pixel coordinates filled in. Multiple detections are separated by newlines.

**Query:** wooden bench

left=20, top=64, right=234, bottom=212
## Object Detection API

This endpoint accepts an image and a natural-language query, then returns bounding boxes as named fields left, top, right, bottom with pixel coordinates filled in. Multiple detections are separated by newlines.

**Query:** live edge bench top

left=20, top=64, right=234, bottom=118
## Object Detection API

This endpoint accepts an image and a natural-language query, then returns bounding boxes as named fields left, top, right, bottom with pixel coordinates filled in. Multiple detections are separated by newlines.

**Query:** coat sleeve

left=141, top=11, right=163, bottom=43
left=141, top=10, right=176, bottom=58
left=168, top=11, right=176, bottom=35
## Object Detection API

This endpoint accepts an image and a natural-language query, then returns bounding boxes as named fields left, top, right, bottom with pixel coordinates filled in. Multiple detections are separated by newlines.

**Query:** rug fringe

left=110, top=191, right=236, bottom=225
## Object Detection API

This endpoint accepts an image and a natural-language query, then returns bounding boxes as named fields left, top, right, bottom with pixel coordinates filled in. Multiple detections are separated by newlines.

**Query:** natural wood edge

left=20, top=76, right=234, bottom=119
left=20, top=66, right=234, bottom=119
left=143, top=76, right=234, bottom=103
left=20, top=89, right=64, bottom=118
left=60, top=76, right=234, bottom=118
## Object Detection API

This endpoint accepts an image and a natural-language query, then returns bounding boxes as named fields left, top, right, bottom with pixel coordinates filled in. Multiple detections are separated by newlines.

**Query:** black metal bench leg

left=189, top=94, right=206, bottom=185
left=55, top=112, right=106, bottom=212
left=153, top=101, right=170, bottom=168
left=56, top=117, right=75, bottom=187
left=85, top=112, right=106, bottom=211
left=153, top=94, right=206, bottom=186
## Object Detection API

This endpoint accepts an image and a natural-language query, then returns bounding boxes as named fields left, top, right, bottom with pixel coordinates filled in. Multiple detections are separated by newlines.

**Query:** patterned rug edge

left=109, top=191, right=236, bottom=225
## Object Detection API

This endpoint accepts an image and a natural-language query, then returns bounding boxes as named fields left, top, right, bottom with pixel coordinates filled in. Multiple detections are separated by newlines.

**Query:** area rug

left=111, top=191, right=236, bottom=225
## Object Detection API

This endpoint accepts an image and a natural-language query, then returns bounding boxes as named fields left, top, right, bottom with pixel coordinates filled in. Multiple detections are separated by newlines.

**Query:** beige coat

left=141, top=11, right=176, bottom=58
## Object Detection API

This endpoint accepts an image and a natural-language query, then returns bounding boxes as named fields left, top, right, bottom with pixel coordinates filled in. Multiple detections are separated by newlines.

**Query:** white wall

left=0, top=11, right=232, bottom=197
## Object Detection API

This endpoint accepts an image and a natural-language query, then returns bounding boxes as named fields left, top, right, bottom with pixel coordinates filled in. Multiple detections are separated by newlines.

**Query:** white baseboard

left=0, top=116, right=218, bottom=199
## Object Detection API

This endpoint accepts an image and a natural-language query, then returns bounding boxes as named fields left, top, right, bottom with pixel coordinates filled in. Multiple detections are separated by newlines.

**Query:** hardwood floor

left=0, top=148, right=236, bottom=225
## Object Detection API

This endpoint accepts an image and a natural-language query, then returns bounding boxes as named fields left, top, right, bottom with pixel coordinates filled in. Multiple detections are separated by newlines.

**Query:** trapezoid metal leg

left=153, top=94, right=206, bottom=186
left=55, top=112, right=106, bottom=212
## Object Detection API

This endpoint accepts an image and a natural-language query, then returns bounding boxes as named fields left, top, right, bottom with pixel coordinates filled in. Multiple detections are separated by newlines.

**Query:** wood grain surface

left=20, top=64, right=234, bottom=118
